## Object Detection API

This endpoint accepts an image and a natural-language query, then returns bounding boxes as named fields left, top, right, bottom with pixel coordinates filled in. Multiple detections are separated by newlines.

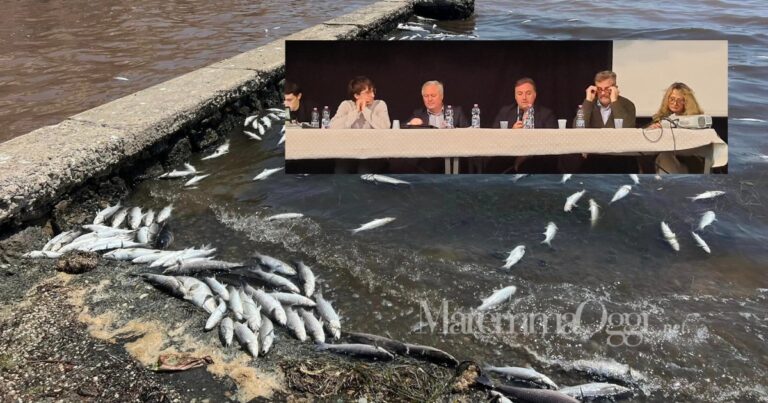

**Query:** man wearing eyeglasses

left=578, top=70, right=636, bottom=128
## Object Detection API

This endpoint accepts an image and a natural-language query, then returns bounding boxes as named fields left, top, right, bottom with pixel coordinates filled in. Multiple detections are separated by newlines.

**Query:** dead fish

left=691, top=232, right=711, bottom=253
left=184, top=174, right=210, bottom=187
left=259, top=314, right=275, bottom=355
left=564, top=189, right=586, bottom=212
left=503, top=245, right=525, bottom=269
left=244, top=115, right=258, bottom=127
left=252, top=252, right=297, bottom=276
left=234, top=322, right=259, bottom=357
left=205, top=299, right=228, bottom=330
left=344, top=332, right=408, bottom=355
left=629, top=174, right=640, bottom=185
left=559, top=382, right=633, bottom=400
left=352, top=217, right=396, bottom=233
left=315, top=343, right=394, bottom=361
left=220, top=317, right=234, bottom=347
left=477, top=286, right=517, bottom=311
left=698, top=211, right=717, bottom=230
left=128, top=207, right=142, bottom=230
left=360, top=174, right=410, bottom=185
left=610, top=185, right=632, bottom=204
left=284, top=307, right=307, bottom=341
left=560, top=174, right=572, bottom=184
left=403, top=343, right=459, bottom=367
left=246, top=286, right=287, bottom=326
left=511, top=174, right=528, bottom=183
left=93, top=202, right=122, bottom=225
left=111, top=207, right=129, bottom=228
left=265, top=213, right=304, bottom=221
left=244, top=130, right=262, bottom=140
left=315, top=291, right=341, bottom=339
left=589, top=199, right=600, bottom=228
left=227, top=285, right=244, bottom=321
left=253, top=167, right=284, bottom=181
left=140, top=273, right=185, bottom=298
left=483, top=365, right=559, bottom=389
left=260, top=116, right=272, bottom=129
left=295, top=260, right=316, bottom=297
left=269, top=292, right=316, bottom=307
left=142, top=209, right=155, bottom=226
left=661, top=221, right=679, bottom=251
left=201, top=141, right=229, bottom=160
left=688, top=190, right=725, bottom=201
left=541, top=222, right=558, bottom=246
left=203, top=277, right=230, bottom=301
left=23, top=250, right=63, bottom=259
left=156, top=204, right=173, bottom=223
left=300, top=309, right=325, bottom=343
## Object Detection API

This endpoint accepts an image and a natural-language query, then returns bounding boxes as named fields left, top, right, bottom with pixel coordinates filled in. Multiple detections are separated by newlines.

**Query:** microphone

left=516, top=108, right=523, bottom=122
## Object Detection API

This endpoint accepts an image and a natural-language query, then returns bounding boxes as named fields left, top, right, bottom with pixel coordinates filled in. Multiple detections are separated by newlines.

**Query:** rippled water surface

left=10, top=0, right=768, bottom=401
left=0, top=0, right=378, bottom=142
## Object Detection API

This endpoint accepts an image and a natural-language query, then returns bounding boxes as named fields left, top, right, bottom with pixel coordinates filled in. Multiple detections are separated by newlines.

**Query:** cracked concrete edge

left=0, top=1, right=415, bottom=230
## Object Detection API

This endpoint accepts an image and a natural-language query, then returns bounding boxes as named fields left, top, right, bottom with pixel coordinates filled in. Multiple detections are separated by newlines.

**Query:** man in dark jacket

left=577, top=70, right=636, bottom=128
left=493, top=77, right=557, bottom=129
left=407, top=80, right=468, bottom=128
left=284, top=81, right=312, bottom=124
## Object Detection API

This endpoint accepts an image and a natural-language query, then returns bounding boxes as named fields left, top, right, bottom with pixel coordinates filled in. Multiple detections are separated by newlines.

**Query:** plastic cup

left=614, top=118, right=624, bottom=129
left=558, top=119, right=566, bottom=129
left=500, top=121, right=509, bottom=129
left=392, top=120, right=400, bottom=129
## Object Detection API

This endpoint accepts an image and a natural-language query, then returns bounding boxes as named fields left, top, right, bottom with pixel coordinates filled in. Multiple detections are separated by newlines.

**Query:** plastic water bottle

left=575, top=105, right=585, bottom=128
left=311, top=107, right=320, bottom=128
left=445, top=105, right=454, bottom=128
left=524, top=106, right=535, bottom=129
left=471, top=104, right=481, bottom=128
left=321, top=106, right=330, bottom=129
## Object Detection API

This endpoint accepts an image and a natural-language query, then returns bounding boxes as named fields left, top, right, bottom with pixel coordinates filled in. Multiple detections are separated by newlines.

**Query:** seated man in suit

left=492, top=77, right=557, bottom=172
left=407, top=80, right=468, bottom=128
left=572, top=70, right=639, bottom=172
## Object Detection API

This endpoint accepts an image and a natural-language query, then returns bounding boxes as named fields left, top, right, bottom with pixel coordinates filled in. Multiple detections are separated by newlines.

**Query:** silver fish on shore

left=244, top=115, right=258, bottom=127
left=661, top=221, right=680, bottom=251
left=205, top=299, right=228, bottom=331
left=542, top=222, right=558, bottom=247
left=345, top=332, right=408, bottom=355
left=270, top=292, right=316, bottom=307
left=184, top=174, right=210, bottom=187
left=589, top=199, right=600, bottom=228
left=403, top=343, right=459, bottom=367
left=260, top=116, right=272, bottom=129
left=477, top=286, right=517, bottom=311
left=315, top=291, right=341, bottom=339
left=488, top=390, right=513, bottom=403
left=691, top=232, right=711, bottom=253
left=140, top=273, right=185, bottom=298
left=259, top=314, right=274, bottom=355
left=698, top=211, right=717, bottom=230
left=296, top=260, right=316, bottom=297
left=23, top=250, right=63, bottom=259
left=564, top=189, right=586, bottom=212
left=315, top=343, right=394, bottom=361
left=180, top=277, right=217, bottom=313
left=352, top=217, right=396, bottom=233
left=610, top=184, right=632, bottom=204
left=241, top=290, right=262, bottom=332
left=220, top=317, right=234, bottom=347
left=688, top=190, right=725, bottom=201
left=360, top=174, right=410, bottom=185
left=253, top=167, right=284, bottom=181
left=103, top=247, right=157, bottom=261
left=111, top=207, right=129, bottom=228
left=244, top=130, right=262, bottom=140
left=93, top=202, right=122, bottom=225
left=300, top=309, right=325, bottom=343
left=559, top=382, right=633, bottom=400
left=43, top=230, right=78, bottom=252
left=246, top=268, right=301, bottom=294
left=284, top=307, right=308, bottom=342
left=164, top=259, right=241, bottom=275
left=247, top=286, right=287, bottom=326
left=227, top=285, right=244, bottom=321
left=136, top=226, right=150, bottom=244
left=201, top=141, right=229, bottom=160
left=203, top=277, right=230, bottom=301
left=234, top=322, right=259, bottom=358
left=483, top=365, right=559, bottom=389
left=128, top=207, right=142, bottom=230
left=156, top=204, right=173, bottom=223
left=503, top=245, right=525, bottom=269
left=253, top=252, right=297, bottom=276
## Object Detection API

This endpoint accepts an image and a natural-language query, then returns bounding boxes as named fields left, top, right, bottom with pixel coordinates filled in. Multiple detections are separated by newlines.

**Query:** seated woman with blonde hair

left=648, top=82, right=703, bottom=129
left=649, top=82, right=706, bottom=173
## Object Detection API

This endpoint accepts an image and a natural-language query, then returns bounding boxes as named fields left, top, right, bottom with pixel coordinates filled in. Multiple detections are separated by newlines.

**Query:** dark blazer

left=492, top=104, right=557, bottom=129
left=409, top=105, right=469, bottom=128
left=576, top=96, right=636, bottom=128
left=289, top=100, right=315, bottom=124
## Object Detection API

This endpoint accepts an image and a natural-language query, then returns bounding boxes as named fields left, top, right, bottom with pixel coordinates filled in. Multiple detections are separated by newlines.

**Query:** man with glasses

left=578, top=70, right=636, bottom=128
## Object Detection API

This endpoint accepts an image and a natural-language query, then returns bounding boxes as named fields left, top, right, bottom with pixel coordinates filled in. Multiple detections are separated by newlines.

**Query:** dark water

left=0, top=0, right=378, bottom=142
left=32, top=0, right=768, bottom=401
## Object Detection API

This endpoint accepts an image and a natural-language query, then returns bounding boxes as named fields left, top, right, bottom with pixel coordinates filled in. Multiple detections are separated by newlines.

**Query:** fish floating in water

left=253, top=167, right=283, bottom=181
left=201, top=141, right=229, bottom=160
left=561, top=174, right=572, bottom=184
left=564, top=189, right=586, bottom=212
left=477, top=286, right=517, bottom=311
left=660, top=221, right=679, bottom=251
left=688, top=190, right=725, bottom=201
left=691, top=231, right=711, bottom=253
left=589, top=199, right=600, bottom=227
left=183, top=174, right=210, bottom=187
left=698, top=211, right=717, bottom=230
left=503, top=245, right=525, bottom=269
left=158, top=162, right=200, bottom=179
left=265, top=213, right=304, bottom=221
left=315, top=342, right=394, bottom=361
left=559, top=382, right=633, bottom=401
left=542, top=222, right=558, bottom=246
left=629, top=174, right=640, bottom=185
left=352, top=217, right=396, bottom=233
left=360, top=174, right=410, bottom=185
left=610, top=184, right=632, bottom=204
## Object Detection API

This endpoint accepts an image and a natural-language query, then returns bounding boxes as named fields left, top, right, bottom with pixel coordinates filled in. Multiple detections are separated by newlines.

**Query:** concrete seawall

left=0, top=0, right=414, bottom=230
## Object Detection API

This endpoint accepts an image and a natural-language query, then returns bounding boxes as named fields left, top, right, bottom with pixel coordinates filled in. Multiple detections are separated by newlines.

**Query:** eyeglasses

left=668, top=97, right=686, bottom=105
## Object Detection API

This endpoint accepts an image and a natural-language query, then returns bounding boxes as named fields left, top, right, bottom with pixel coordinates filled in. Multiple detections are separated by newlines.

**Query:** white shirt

left=599, top=103, right=612, bottom=125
